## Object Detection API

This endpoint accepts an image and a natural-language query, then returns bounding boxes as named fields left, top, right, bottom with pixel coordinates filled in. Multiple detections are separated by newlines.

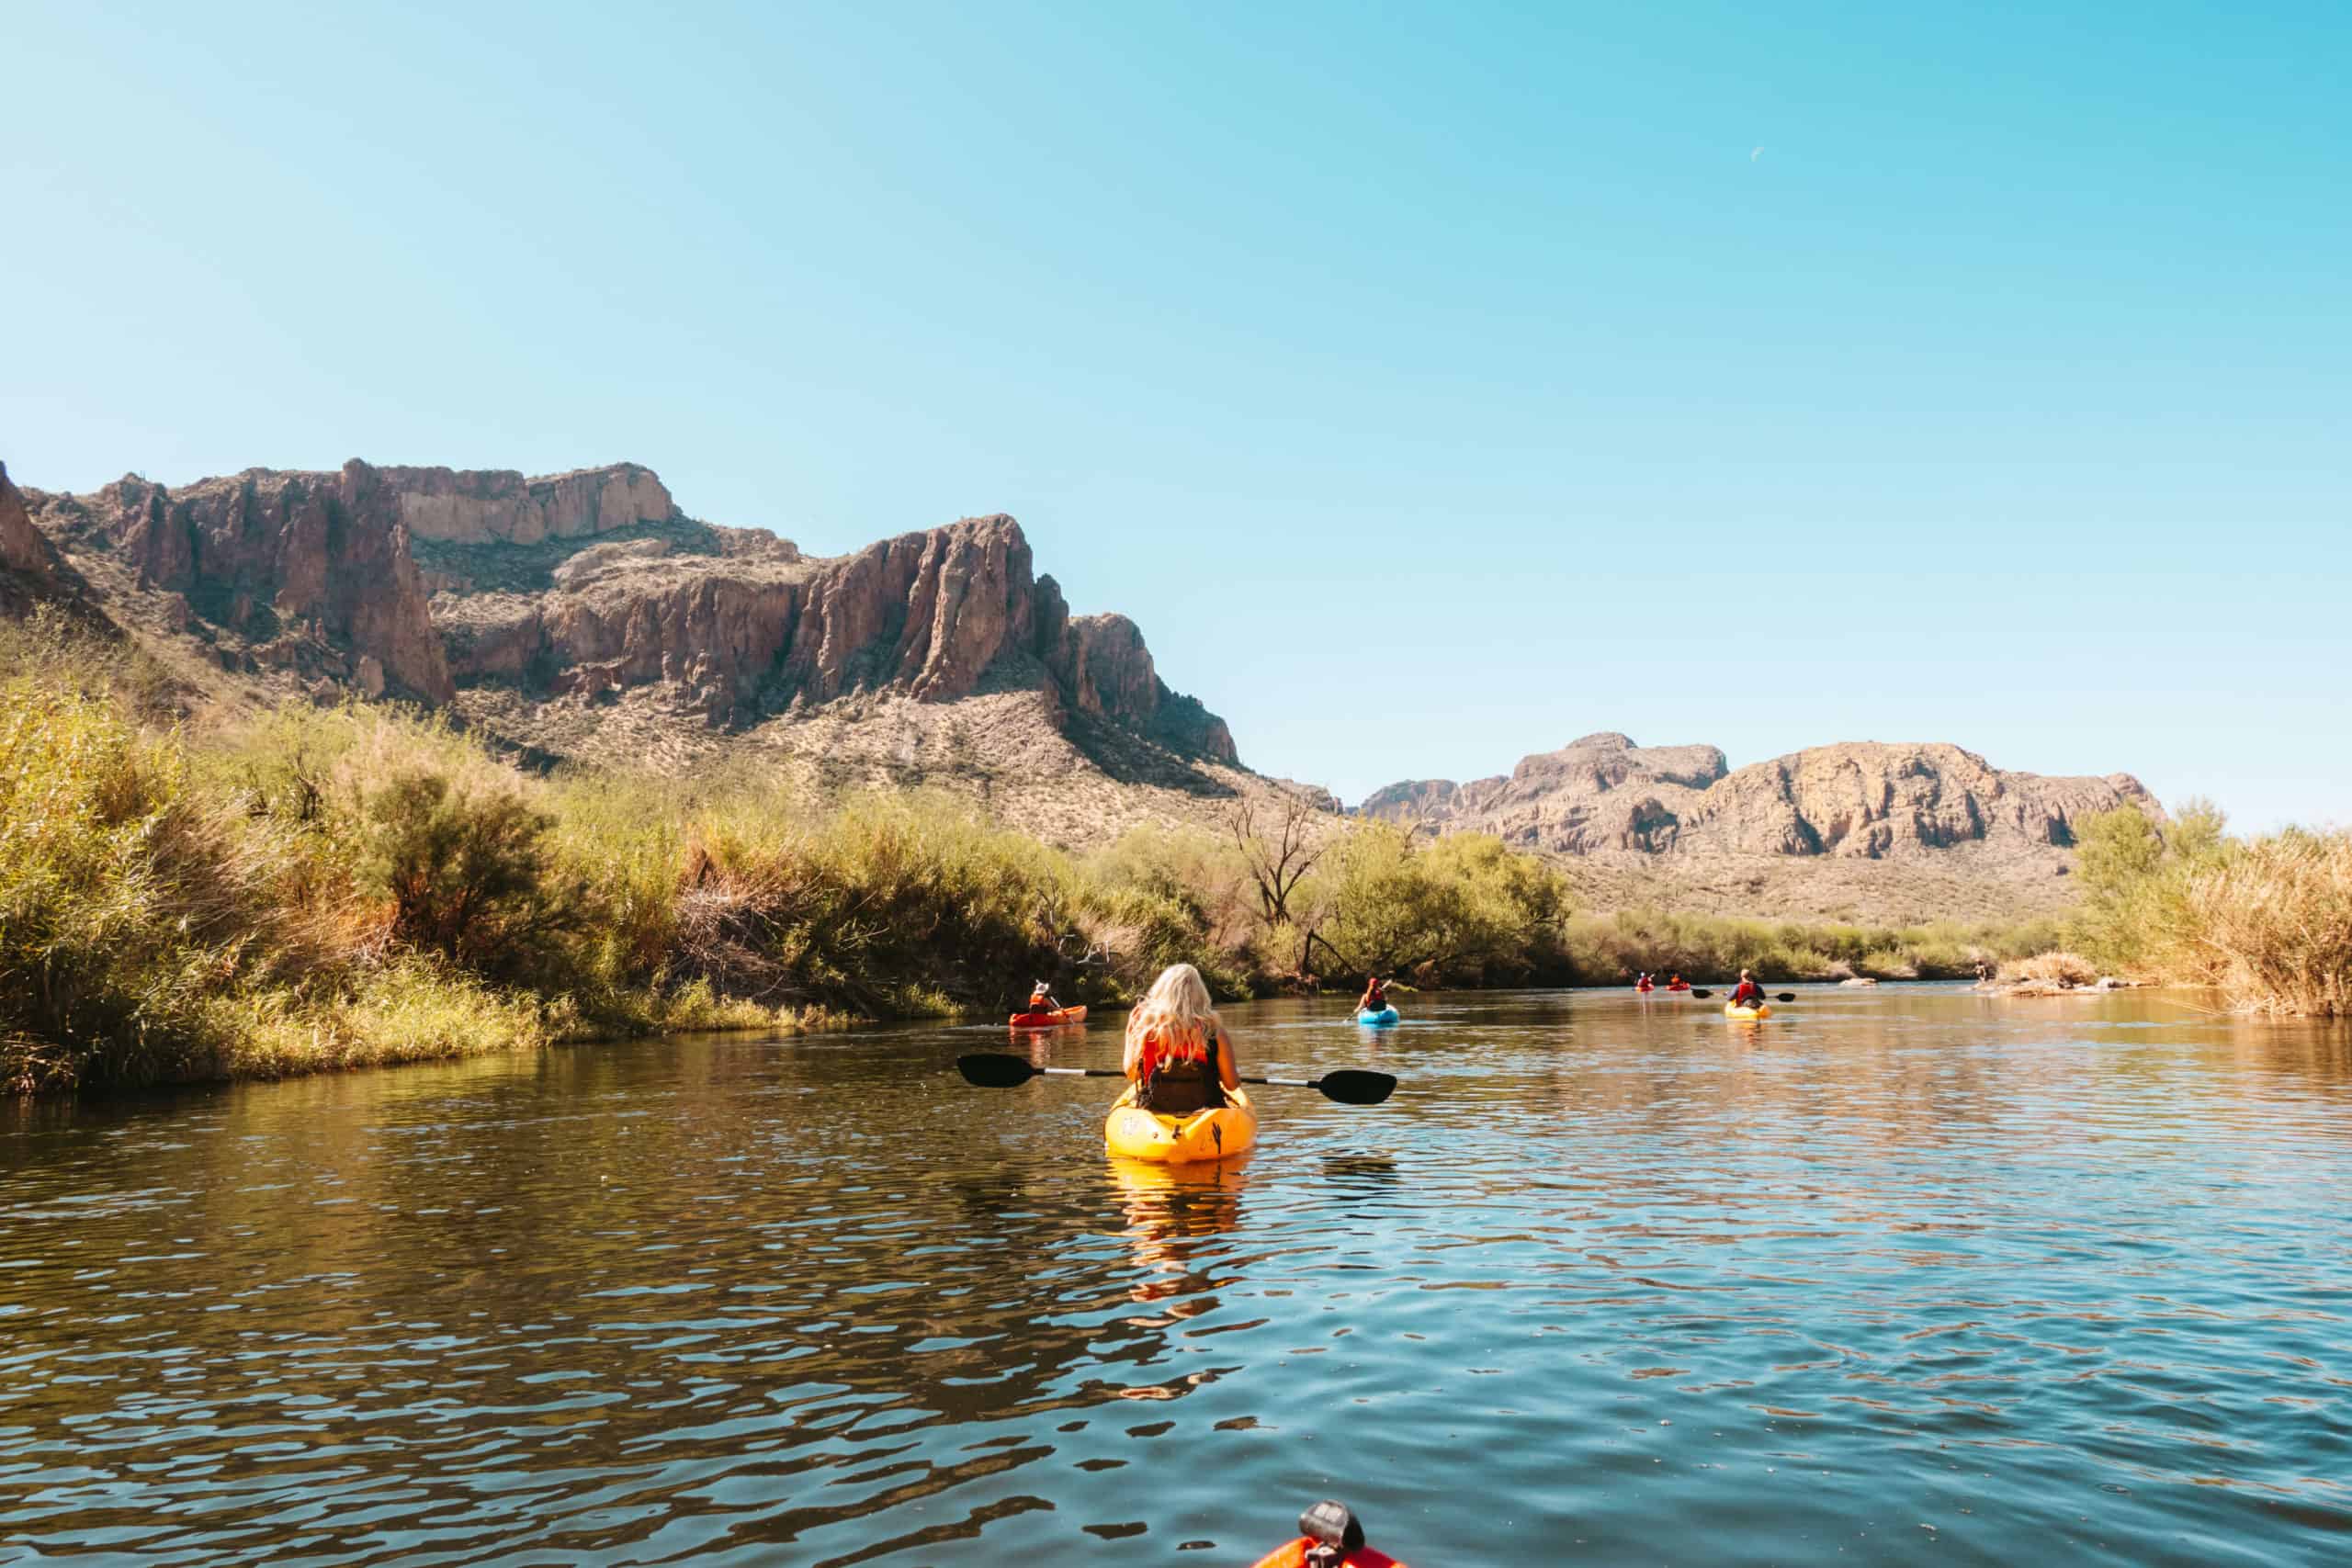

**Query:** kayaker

left=1636, top=972, right=1654, bottom=993
left=1729, top=969, right=1766, bottom=1009
left=1666, top=973, right=1690, bottom=991
left=1024, top=980, right=1065, bottom=1017
left=1124, top=963, right=1241, bottom=1115
left=1357, top=976, right=1393, bottom=1014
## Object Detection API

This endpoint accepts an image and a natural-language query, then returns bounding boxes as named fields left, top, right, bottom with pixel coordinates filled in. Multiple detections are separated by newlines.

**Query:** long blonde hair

left=1125, top=963, right=1221, bottom=1075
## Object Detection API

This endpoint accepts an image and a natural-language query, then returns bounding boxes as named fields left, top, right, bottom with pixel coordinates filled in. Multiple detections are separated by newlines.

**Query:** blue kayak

left=1356, top=1007, right=1400, bottom=1027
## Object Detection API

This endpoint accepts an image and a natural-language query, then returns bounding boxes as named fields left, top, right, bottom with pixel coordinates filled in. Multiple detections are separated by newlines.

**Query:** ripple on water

left=0, top=988, right=2348, bottom=1563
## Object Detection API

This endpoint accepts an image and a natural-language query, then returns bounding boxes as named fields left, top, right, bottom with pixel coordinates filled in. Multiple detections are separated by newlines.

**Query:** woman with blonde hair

left=1124, top=963, right=1242, bottom=1116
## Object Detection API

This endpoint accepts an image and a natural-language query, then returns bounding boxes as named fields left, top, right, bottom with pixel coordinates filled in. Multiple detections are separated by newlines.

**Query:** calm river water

left=4, top=987, right=2350, bottom=1566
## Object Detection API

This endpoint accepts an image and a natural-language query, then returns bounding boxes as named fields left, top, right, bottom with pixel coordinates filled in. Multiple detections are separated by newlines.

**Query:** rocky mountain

left=13, top=457, right=1247, bottom=840
left=1363, top=731, right=2161, bottom=921
left=7, top=454, right=2162, bottom=919
left=0, top=463, right=62, bottom=612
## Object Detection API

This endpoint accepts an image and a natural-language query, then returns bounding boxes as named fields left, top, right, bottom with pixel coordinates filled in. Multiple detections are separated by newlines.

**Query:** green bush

left=2066, top=800, right=2231, bottom=974
left=1314, top=825, right=1569, bottom=985
left=357, top=767, right=576, bottom=980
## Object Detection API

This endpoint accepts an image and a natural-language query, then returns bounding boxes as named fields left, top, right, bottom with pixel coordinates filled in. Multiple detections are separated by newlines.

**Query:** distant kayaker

left=1357, top=976, right=1393, bottom=1014
left=1729, top=969, right=1766, bottom=1009
left=1025, top=980, right=1065, bottom=1016
left=1636, top=972, right=1655, bottom=993
left=1125, top=963, right=1241, bottom=1115
left=1666, top=973, right=1690, bottom=991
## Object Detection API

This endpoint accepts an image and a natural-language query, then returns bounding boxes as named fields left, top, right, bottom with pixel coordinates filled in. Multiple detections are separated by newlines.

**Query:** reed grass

left=2177, top=832, right=2352, bottom=1015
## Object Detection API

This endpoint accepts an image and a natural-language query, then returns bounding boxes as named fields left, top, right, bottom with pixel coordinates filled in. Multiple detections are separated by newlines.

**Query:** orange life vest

left=1135, top=1023, right=1211, bottom=1083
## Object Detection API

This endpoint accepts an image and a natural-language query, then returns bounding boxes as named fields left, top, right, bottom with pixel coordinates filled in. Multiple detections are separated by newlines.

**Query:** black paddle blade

left=1690, top=987, right=1714, bottom=998
left=1775, top=992, right=1797, bottom=1003
left=956, top=1052, right=1043, bottom=1088
left=1313, top=1069, right=1397, bottom=1106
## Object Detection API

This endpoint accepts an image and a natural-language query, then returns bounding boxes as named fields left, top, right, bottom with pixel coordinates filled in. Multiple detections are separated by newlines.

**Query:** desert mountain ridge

left=6, top=457, right=2155, bottom=920
left=1359, top=731, right=2162, bottom=921
left=8, top=456, right=1274, bottom=840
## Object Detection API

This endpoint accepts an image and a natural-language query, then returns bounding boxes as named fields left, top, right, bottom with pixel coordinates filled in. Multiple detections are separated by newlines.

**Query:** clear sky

left=6, top=1, right=2346, bottom=829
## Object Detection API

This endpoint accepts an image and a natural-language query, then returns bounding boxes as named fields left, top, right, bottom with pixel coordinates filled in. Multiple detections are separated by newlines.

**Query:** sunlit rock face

left=20, top=459, right=1237, bottom=764
left=1362, top=731, right=2154, bottom=861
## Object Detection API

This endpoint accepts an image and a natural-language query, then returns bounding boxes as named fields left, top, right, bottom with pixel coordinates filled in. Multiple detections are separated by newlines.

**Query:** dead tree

left=1229, top=794, right=1329, bottom=928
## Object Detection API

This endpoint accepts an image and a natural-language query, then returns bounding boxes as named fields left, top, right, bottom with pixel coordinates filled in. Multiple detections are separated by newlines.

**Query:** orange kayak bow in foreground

left=1249, top=1502, right=1407, bottom=1568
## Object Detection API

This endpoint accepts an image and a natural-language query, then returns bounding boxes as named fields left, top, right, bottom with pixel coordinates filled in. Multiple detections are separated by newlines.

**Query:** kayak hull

left=1356, top=1007, right=1400, bottom=1027
left=1250, top=1540, right=1405, bottom=1568
left=1104, top=1085, right=1256, bottom=1164
left=1724, top=1003, right=1772, bottom=1021
left=1009, top=1005, right=1088, bottom=1029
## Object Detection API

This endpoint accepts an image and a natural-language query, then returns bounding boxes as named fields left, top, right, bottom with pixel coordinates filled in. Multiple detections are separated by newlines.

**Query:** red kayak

left=1008, top=1005, right=1088, bottom=1030
left=1249, top=1503, right=1407, bottom=1568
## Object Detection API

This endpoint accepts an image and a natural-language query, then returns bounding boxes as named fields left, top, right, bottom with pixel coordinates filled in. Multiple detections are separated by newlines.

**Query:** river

left=3, top=986, right=2348, bottom=1565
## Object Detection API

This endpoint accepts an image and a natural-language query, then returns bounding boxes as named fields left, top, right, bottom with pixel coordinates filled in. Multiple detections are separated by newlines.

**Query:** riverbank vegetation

left=2025, top=801, right=2352, bottom=1016
left=0, top=614, right=2152, bottom=1092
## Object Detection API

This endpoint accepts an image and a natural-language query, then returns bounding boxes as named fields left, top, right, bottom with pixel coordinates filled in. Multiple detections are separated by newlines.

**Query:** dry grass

left=2179, top=833, right=2352, bottom=1016
left=1995, top=951, right=2104, bottom=988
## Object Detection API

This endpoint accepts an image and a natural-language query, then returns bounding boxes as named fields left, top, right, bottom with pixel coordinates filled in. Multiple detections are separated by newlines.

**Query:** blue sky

left=6, top=1, right=2346, bottom=829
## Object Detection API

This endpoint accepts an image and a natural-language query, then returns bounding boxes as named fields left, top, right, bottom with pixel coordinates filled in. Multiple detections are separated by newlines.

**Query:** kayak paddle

left=956, top=1053, right=1397, bottom=1106
left=1688, top=987, right=1796, bottom=1002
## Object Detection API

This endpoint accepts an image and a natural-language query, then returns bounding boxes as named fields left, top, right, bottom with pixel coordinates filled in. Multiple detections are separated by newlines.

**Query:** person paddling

left=1357, top=975, right=1394, bottom=1015
left=1024, top=980, right=1066, bottom=1018
left=1729, top=968, right=1766, bottom=1009
left=1666, top=973, right=1690, bottom=992
left=1636, top=972, right=1655, bottom=993
left=1125, top=963, right=1241, bottom=1114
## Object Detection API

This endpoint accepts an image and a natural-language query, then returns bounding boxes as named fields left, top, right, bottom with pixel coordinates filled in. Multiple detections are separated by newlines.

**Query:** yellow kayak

left=1105, top=1085, right=1257, bottom=1164
left=1724, top=1003, right=1772, bottom=1021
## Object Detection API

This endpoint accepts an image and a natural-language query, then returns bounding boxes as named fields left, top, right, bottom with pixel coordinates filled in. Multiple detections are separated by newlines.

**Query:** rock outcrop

left=435, top=510, right=1239, bottom=761
left=17, top=458, right=1238, bottom=766
left=1680, top=742, right=2152, bottom=859
left=26, top=460, right=454, bottom=700
left=383, top=463, right=676, bottom=546
left=1363, top=733, right=1734, bottom=852
left=1363, top=732, right=2156, bottom=863
left=0, top=463, right=53, bottom=585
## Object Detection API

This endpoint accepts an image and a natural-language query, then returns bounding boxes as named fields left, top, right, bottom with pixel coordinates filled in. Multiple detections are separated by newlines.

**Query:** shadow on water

left=2, top=987, right=2349, bottom=1564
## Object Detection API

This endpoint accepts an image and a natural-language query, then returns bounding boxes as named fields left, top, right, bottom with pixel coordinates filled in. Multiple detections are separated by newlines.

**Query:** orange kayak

left=1250, top=1503, right=1405, bottom=1568
left=1008, top=1005, right=1088, bottom=1029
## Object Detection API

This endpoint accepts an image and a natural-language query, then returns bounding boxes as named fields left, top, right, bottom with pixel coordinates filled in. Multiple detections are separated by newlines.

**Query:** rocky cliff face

left=16, top=457, right=1238, bottom=766
left=1680, top=743, right=2152, bottom=859
left=1363, top=731, right=2155, bottom=863
left=26, top=460, right=453, bottom=700
left=0, top=462, right=56, bottom=593
left=1363, top=733, right=1733, bottom=852
left=383, top=462, right=677, bottom=546
left=435, top=508, right=1238, bottom=761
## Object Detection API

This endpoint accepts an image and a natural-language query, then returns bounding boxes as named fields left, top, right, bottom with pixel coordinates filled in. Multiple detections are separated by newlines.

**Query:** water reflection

left=1107, top=1156, right=1249, bottom=1309
left=0, top=988, right=2348, bottom=1564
